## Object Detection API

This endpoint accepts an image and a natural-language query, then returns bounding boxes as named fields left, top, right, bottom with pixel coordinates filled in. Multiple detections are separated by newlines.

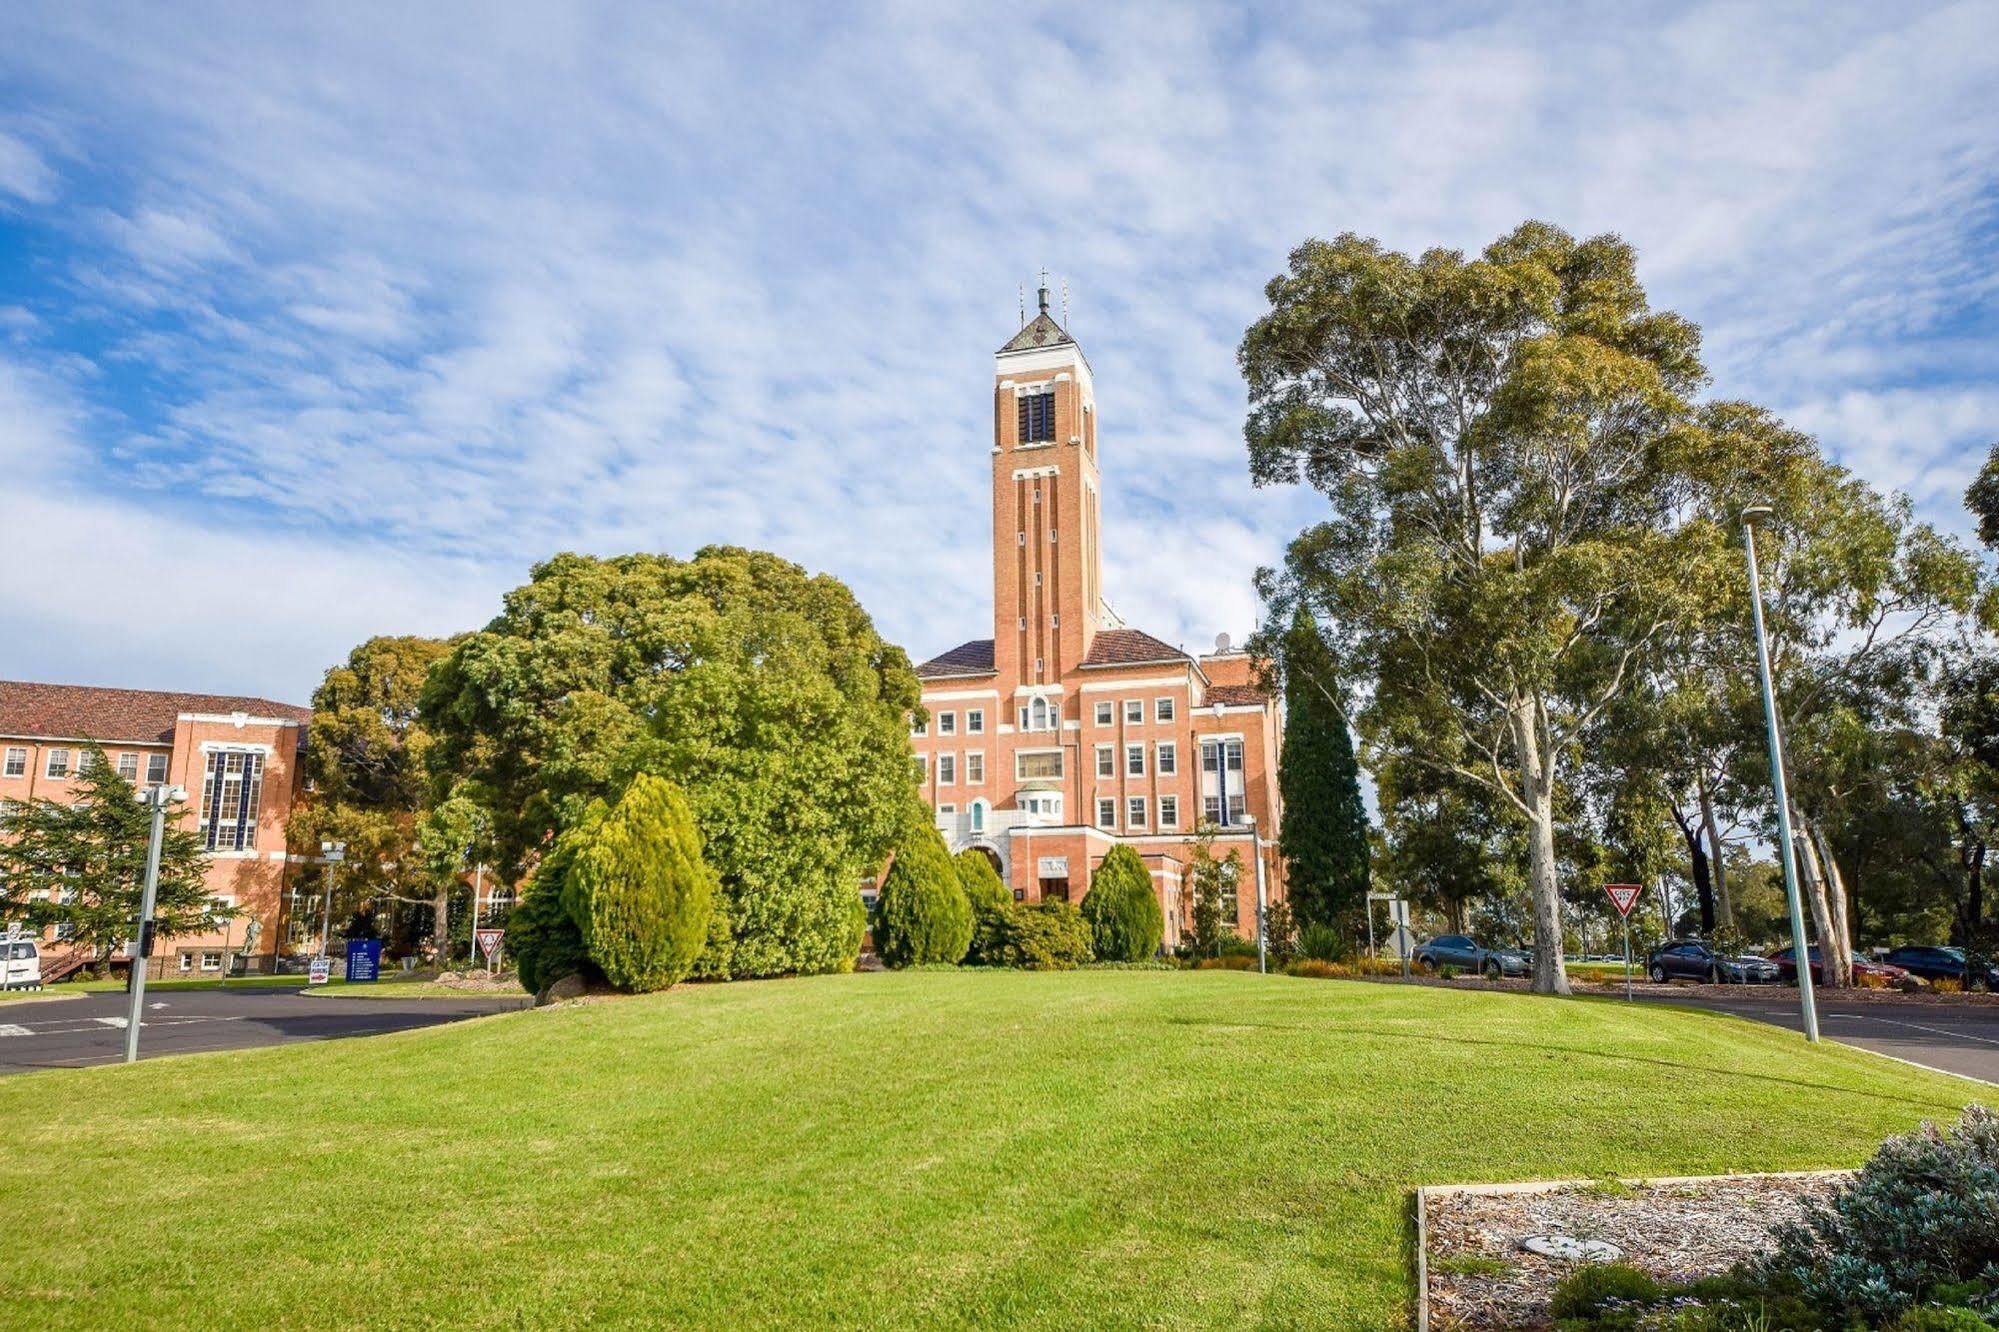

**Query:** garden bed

left=1419, top=1171, right=1848, bottom=1330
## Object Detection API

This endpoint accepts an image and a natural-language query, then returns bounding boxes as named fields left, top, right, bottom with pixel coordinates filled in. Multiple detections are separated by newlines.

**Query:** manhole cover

left=1519, top=1233, right=1623, bottom=1261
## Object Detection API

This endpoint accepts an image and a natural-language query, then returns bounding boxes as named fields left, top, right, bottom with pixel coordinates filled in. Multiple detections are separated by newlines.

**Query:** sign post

left=345, top=937, right=382, bottom=984
left=475, top=928, right=505, bottom=974
left=1604, top=883, right=1643, bottom=1000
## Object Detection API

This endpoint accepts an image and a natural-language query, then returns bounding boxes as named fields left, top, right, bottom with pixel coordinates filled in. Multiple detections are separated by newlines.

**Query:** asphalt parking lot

left=0, top=987, right=529, bottom=1075
left=1637, top=986, right=1999, bottom=1086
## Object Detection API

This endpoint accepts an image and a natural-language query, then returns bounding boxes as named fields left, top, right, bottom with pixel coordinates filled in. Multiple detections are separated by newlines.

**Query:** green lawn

left=0, top=971, right=1982, bottom=1329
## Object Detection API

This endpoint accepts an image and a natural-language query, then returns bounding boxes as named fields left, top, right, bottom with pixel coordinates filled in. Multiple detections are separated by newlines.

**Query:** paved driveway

left=0, top=987, right=529, bottom=1076
left=1638, top=987, right=1999, bottom=1086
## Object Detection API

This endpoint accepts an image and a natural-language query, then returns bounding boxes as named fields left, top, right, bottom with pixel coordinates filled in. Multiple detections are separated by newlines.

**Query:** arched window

left=1029, top=696, right=1050, bottom=730
left=970, top=800, right=988, bottom=833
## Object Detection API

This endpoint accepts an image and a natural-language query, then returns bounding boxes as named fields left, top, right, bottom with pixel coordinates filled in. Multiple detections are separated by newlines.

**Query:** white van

left=2, top=938, right=42, bottom=989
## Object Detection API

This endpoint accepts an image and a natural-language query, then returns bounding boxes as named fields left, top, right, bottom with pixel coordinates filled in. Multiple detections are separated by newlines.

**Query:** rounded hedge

left=993, top=899, right=1094, bottom=970
left=562, top=773, right=719, bottom=992
left=1081, top=844, right=1165, bottom=962
left=872, top=806, right=972, bottom=967
left=953, top=848, right=1013, bottom=966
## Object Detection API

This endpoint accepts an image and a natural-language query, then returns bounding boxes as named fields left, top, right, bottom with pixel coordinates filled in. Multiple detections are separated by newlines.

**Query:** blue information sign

left=345, top=937, right=382, bottom=983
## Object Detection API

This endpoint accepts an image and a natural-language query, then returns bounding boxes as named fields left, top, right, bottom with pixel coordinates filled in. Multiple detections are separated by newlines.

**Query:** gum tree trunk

left=1510, top=694, right=1571, bottom=996
left=1698, top=775, right=1732, bottom=930
left=1790, top=814, right=1847, bottom=988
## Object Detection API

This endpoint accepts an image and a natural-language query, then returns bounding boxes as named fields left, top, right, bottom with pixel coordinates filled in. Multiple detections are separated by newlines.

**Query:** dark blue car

left=1646, top=939, right=1780, bottom=985
left=1881, top=946, right=1997, bottom=992
left=1410, top=934, right=1532, bottom=980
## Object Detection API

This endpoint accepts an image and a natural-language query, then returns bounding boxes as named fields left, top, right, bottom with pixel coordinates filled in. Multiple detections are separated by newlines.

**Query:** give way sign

left=475, top=928, right=505, bottom=960
left=1604, top=883, right=1643, bottom=918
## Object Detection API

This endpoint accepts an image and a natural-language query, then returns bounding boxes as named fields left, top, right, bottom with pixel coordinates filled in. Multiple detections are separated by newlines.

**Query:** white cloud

left=0, top=1, right=1995, bottom=698
left=0, top=128, right=54, bottom=203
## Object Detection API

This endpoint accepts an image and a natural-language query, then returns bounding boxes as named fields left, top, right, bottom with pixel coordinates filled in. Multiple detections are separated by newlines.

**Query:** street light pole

left=318, top=841, right=345, bottom=964
left=1742, top=506, right=1820, bottom=1043
left=125, top=783, right=182, bottom=1064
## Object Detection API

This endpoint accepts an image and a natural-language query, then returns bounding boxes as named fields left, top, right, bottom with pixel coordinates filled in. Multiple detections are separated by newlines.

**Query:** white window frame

left=1155, top=696, right=1176, bottom=722
left=913, top=754, right=928, bottom=781
left=146, top=753, right=169, bottom=784
left=178, top=952, right=195, bottom=973
left=966, top=709, right=984, bottom=735
left=937, top=753, right=957, bottom=785
left=965, top=751, right=985, bottom=784
left=1014, top=749, right=1064, bottom=781
left=1124, top=699, right=1143, bottom=724
left=200, top=951, right=224, bottom=973
left=2, top=747, right=24, bottom=778
left=938, top=711, right=956, bottom=736
left=969, top=799, right=989, bottom=833
left=1159, top=795, right=1179, bottom=828
left=44, top=748, right=71, bottom=779
left=1095, top=744, right=1115, bottom=778
left=1156, top=741, right=1177, bottom=776
left=912, top=715, right=928, bottom=737
left=1127, top=796, right=1147, bottom=829
left=1096, top=797, right=1117, bottom=829
left=937, top=803, right=957, bottom=816
left=1125, top=743, right=1145, bottom=777
left=116, top=752, right=140, bottom=780
left=1094, top=701, right=1114, bottom=726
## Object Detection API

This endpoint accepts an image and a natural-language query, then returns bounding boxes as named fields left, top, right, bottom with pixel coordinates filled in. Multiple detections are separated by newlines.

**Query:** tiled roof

left=0, top=681, right=312, bottom=744
left=1080, top=628, right=1190, bottom=668
left=916, top=640, right=996, bottom=678
left=998, top=311, right=1074, bottom=354
left=1206, top=684, right=1269, bottom=707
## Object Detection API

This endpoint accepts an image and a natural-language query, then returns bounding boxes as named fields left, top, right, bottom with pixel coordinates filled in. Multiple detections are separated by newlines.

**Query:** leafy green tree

left=953, top=848, right=1012, bottom=966
left=0, top=745, right=220, bottom=976
left=1185, top=822, right=1241, bottom=958
left=871, top=804, right=972, bottom=967
left=505, top=816, right=598, bottom=995
left=562, top=774, right=717, bottom=992
left=1245, top=223, right=1824, bottom=993
left=1081, top=844, right=1164, bottom=962
left=422, top=548, right=921, bottom=978
left=1276, top=607, right=1370, bottom=927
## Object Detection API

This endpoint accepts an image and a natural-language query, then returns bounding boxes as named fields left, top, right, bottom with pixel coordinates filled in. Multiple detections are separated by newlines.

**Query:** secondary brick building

left=909, top=286, right=1284, bottom=946
left=0, top=681, right=310, bottom=977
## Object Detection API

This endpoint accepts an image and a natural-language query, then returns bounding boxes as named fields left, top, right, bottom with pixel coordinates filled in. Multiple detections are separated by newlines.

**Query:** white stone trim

left=179, top=713, right=301, bottom=728
left=1078, top=675, right=1188, bottom=692
left=1012, top=465, right=1060, bottom=480
left=921, top=688, right=1001, bottom=703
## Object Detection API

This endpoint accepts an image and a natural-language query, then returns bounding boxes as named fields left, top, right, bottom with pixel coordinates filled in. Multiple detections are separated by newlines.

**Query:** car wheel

left=1483, top=961, right=1501, bottom=981
left=1419, top=957, right=1437, bottom=975
left=1649, top=963, right=1667, bottom=984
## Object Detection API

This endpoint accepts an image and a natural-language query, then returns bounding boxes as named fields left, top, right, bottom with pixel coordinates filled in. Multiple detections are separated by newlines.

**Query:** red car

left=1766, top=945, right=1913, bottom=987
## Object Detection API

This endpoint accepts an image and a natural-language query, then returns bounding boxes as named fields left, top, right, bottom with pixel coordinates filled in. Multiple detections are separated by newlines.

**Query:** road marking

left=1850, top=1012, right=1999, bottom=1050
left=0, top=1024, right=31, bottom=1038
left=94, top=1016, right=128, bottom=1028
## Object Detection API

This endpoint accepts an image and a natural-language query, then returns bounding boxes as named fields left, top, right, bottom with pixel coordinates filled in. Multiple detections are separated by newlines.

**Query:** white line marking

left=94, top=1016, right=128, bottom=1028
left=0, top=1024, right=31, bottom=1038
left=1850, top=1013, right=1999, bottom=1050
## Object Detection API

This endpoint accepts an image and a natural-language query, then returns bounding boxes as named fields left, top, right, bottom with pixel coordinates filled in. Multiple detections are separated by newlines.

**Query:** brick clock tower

left=907, top=279, right=1287, bottom=951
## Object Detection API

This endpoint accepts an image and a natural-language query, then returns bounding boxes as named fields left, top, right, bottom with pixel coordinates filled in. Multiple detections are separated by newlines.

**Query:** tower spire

left=1037, top=268, right=1050, bottom=315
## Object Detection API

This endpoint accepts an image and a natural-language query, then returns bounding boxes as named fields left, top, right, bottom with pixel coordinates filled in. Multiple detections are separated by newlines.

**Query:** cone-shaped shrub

left=507, top=805, right=602, bottom=995
left=954, top=848, right=1013, bottom=965
left=872, top=805, right=972, bottom=967
left=561, top=774, right=718, bottom=992
left=1082, top=844, right=1164, bottom=961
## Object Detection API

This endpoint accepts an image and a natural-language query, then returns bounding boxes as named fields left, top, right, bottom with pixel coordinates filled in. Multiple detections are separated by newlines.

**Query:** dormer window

left=1019, top=392, right=1055, bottom=443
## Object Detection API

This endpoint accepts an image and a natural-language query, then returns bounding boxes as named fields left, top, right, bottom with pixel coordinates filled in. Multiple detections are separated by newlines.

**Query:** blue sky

left=3, top=2, right=1997, bottom=703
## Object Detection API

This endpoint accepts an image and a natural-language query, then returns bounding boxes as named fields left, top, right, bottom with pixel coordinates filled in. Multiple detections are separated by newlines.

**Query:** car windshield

left=1938, top=947, right=1966, bottom=961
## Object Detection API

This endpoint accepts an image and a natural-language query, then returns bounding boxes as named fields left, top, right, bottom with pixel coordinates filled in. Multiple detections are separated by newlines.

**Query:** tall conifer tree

left=1277, top=609, right=1371, bottom=928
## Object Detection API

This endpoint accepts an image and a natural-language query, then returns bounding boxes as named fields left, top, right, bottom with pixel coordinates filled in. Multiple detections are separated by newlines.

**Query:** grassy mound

left=0, top=970, right=1980, bottom=1328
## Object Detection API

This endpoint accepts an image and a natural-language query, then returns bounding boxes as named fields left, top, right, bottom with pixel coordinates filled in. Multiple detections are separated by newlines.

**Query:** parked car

left=1766, top=945, right=1912, bottom=987
left=1410, top=934, right=1532, bottom=980
left=1646, top=939, right=1780, bottom=985
left=2, top=938, right=41, bottom=989
left=1880, top=945, right=1999, bottom=992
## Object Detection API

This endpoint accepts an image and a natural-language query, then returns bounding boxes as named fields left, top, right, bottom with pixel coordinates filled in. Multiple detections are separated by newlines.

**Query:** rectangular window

left=965, top=752, right=984, bottom=783
left=1156, top=697, right=1175, bottom=722
left=938, top=711, right=956, bottom=736
left=1159, top=795, right=1179, bottom=828
left=1097, top=797, right=1117, bottom=829
left=913, top=755, right=928, bottom=781
left=1202, top=743, right=1219, bottom=773
left=198, top=750, right=267, bottom=851
left=1124, top=699, right=1143, bottom=724
left=1094, top=701, right=1114, bottom=726
left=200, top=951, right=223, bottom=972
left=938, top=803, right=956, bottom=816
left=911, top=714, right=927, bottom=737
left=1127, top=797, right=1147, bottom=829
left=1126, top=744, right=1145, bottom=777
left=1204, top=795, right=1222, bottom=823
left=1018, top=391, right=1056, bottom=443
left=1096, top=744, right=1115, bottom=778
left=146, top=753, right=169, bottom=784
left=44, top=748, right=71, bottom=779
left=1015, top=750, right=1064, bottom=780
left=178, top=953, right=195, bottom=973
left=116, top=752, right=140, bottom=780
left=1226, top=740, right=1244, bottom=772
left=1156, top=742, right=1177, bottom=775
left=3, top=747, right=24, bottom=778
left=966, top=709, right=984, bottom=734
left=1228, top=792, right=1247, bottom=823
left=938, top=754, right=957, bottom=785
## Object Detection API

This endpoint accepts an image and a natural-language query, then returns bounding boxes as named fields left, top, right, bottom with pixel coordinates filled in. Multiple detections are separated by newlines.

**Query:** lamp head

left=1741, top=504, right=1775, bottom=526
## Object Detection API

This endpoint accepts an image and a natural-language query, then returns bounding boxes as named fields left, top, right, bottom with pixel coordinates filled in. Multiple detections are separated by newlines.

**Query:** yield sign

left=475, top=928, right=505, bottom=960
left=1604, top=883, right=1643, bottom=918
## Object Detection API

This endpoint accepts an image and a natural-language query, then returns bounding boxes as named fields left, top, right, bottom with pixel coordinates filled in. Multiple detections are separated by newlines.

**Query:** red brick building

left=0, top=681, right=310, bottom=977
left=909, top=287, right=1284, bottom=946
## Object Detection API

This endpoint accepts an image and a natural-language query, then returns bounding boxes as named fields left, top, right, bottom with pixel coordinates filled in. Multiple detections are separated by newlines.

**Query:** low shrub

left=1218, top=934, right=1260, bottom=959
left=1196, top=955, right=1258, bottom=971
left=872, top=806, right=973, bottom=968
left=993, top=900, right=1094, bottom=970
left=1081, top=845, right=1164, bottom=962
left=1296, top=921, right=1345, bottom=962
left=1079, top=959, right=1178, bottom=971
left=1758, top=1105, right=1999, bottom=1328
left=1548, top=1263, right=1662, bottom=1320
left=1285, top=958, right=1340, bottom=980
left=953, top=849, right=1013, bottom=966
